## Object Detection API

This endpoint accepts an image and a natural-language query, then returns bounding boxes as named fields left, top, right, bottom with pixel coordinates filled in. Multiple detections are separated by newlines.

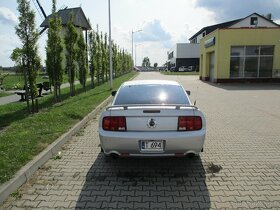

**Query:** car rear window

left=113, top=84, right=190, bottom=105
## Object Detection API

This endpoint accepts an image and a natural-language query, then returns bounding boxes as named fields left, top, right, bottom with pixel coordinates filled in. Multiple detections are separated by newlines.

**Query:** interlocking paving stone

left=1, top=73, right=280, bottom=209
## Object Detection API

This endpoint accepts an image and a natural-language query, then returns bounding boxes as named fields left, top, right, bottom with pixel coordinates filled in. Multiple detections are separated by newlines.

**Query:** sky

left=0, top=0, right=280, bottom=67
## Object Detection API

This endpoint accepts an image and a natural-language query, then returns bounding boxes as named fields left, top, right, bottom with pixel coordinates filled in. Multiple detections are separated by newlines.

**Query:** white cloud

left=0, top=34, right=20, bottom=67
left=0, top=7, right=18, bottom=25
left=134, top=19, right=171, bottom=43
left=195, top=0, right=280, bottom=22
left=275, top=19, right=280, bottom=25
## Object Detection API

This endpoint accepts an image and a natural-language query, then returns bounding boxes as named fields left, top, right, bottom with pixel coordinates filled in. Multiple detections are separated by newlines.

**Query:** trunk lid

left=107, top=105, right=195, bottom=131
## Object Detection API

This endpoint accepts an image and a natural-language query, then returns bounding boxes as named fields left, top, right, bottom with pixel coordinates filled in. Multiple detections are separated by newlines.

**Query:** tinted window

left=114, top=84, right=190, bottom=105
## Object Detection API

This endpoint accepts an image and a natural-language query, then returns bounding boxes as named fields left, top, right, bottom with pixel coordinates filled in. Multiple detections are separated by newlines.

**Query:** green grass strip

left=0, top=72, right=137, bottom=184
left=0, top=92, right=12, bottom=97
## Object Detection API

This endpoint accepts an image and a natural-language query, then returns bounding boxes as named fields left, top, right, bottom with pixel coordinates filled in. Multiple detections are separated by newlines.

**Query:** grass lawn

left=0, top=92, right=12, bottom=97
left=0, top=71, right=137, bottom=184
left=161, top=71, right=199, bottom=75
left=2, top=73, right=73, bottom=90
left=1, top=74, right=50, bottom=90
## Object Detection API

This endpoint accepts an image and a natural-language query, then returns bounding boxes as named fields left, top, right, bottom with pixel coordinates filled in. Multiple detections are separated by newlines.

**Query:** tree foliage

left=46, top=0, right=64, bottom=102
left=104, top=33, right=109, bottom=82
left=77, top=30, right=88, bottom=92
left=87, top=26, right=133, bottom=89
left=95, top=26, right=101, bottom=85
left=10, top=47, right=23, bottom=74
left=88, top=30, right=97, bottom=88
left=142, top=57, right=151, bottom=69
left=64, top=14, right=79, bottom=96
left=15, top=0, right=41, bottom=113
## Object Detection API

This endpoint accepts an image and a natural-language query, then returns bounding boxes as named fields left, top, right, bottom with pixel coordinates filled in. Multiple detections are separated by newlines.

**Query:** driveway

left=1, top=72, right=280, bottom=209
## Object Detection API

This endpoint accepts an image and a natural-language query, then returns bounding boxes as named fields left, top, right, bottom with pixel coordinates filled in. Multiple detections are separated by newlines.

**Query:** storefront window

left=230, top=45, right=274, bottom=78
left=259, top=57, right=273, bottom=77
left=231, top=47, right=244, bottom=57
left=260, top=46, right=274, bottom=55
left=244, top=57, right=258, bottom=77
left=245, top=46, right=259, bottom=56
left=230, top=57, right=244, bottom=78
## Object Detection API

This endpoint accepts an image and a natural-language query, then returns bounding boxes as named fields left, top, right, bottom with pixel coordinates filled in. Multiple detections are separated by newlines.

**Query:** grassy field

left=0, top=71, right=137, bottom=184
left=161, top=71, right=199, bottom=75
left=1, top=74, right=50, bottom=90
left=0, top=92, right=12, bottom=97
left=1, top=73, right=73, bottom=90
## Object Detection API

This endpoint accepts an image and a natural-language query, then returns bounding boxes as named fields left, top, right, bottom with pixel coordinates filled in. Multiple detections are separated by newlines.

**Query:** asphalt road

left=1, top=72, right=280, bottom=209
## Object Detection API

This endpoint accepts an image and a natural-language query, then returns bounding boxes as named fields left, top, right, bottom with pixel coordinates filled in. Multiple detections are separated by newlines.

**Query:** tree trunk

left=90, top=67, right=94, bottom=89
left=23, top=61, right=30, bottom=113
left=31, top=95, right=35, bottom=113
left=54, top=84, right=58, bottom=103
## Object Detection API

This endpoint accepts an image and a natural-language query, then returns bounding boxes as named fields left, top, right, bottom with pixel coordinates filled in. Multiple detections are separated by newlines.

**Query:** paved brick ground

left=1, top=72, right=280, bottom=209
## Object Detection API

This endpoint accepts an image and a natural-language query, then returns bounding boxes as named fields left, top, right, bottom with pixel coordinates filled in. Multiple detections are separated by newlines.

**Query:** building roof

left=40, top=7, right=91, bottom=30
left=189, top=19, right=241, bottom=41
left=236, top=12, right=280, bottom=27
left=189, top=12, right=280, bottom=41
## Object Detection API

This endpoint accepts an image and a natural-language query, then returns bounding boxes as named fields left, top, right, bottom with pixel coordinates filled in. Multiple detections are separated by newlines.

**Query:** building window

left=168, top=51, right=174, bottom=60
left=230, top=46, right=274, bottom=78
left=250, top=17, right=258, bottom=25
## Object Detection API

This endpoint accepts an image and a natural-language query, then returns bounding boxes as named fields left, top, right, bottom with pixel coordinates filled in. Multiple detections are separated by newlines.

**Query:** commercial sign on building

left=204, top=37, right=215, bottom=48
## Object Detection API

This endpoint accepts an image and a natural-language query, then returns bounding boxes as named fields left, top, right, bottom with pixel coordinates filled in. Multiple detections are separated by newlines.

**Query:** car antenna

left=194, top=86, right=199, bottom=106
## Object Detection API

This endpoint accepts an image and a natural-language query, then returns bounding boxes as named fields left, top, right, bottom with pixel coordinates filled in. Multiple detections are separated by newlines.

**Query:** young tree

left=142, top=57, right=150, bottom=69
left=95, top=26, right=101, bottom=85
left=100, top=32, right=105, bottom=84
left=15, top=0, right=41, bottom=113
left=88, top=30, right=96, bottom=89
left=104, top=33, right=109, bottom=82
left=77, top=31, right=88, bottom=92
left=64, top=15, right=78, bottom=96
left=154, top=62, right=158, bottom=70
left=46, top=0, right=64, bottom=102
left=117, top=45, right=122, bottom=77
left=0, top=70, right=9, bottom=88
left=121, top=49, right=126, bottom=75
left=10, top=47, right=23, bottom=74
left=112, top=42, right=117, bottom=78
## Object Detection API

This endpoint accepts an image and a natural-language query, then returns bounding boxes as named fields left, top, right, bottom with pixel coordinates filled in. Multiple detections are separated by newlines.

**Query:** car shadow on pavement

left=76, top=153, right=210, bottom=209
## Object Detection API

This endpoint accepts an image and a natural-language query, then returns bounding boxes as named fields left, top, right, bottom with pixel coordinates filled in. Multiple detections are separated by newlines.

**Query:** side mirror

left=111, top=91, right=117, bottom=96
left=186, top=90, right=191, bottom=96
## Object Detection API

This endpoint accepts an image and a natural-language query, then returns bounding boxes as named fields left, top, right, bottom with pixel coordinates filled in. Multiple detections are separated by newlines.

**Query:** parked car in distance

left=170, top=66, right=176, bottom=72
left=178, top=66, right=188, bottom=72
left=187, top=66, right=195, bottom=72
left=99, top=80, right=206, bottom=158
left=178, top=66, right=195, bottom=72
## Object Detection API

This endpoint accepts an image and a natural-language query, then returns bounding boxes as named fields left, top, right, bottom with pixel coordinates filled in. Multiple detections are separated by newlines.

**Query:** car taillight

left=178, top=116, right=202, bottom=131
left=102, top=116, right=126, bottom=131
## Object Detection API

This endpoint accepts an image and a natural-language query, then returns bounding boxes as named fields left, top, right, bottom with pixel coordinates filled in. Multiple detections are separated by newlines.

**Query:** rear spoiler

left=106, top=104, right=198, bottom=111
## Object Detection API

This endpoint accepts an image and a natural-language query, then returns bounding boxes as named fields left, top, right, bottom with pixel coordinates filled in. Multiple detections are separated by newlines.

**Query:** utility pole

left=131, top=29, right=142, bottom=70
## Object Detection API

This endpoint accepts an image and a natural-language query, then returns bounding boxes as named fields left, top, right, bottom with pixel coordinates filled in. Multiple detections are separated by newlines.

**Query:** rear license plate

left=140, top=140, right=164, bottom=152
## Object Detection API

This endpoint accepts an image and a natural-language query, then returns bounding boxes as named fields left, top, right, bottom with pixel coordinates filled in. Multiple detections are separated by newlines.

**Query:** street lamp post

left=108, top=0, right=113, bottom=89
left=135, top=43, right=142, bottom=67
left=131, top=29, right=142, bottom=70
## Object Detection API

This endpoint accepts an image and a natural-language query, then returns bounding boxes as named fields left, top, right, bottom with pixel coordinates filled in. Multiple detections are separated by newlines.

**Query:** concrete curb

left=0, top=96, right=113, bottom=204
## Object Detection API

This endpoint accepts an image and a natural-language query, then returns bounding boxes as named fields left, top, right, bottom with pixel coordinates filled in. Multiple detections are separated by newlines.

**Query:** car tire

left=186, top=153, right=198, bottom=159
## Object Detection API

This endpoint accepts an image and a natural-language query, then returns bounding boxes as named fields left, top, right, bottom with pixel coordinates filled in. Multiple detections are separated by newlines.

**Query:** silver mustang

left=99, top=80, right=206, bottom=158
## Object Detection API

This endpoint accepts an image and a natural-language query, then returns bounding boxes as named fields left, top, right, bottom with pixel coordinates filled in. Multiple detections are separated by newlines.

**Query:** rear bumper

left=99, top=130, right=205, bottom=157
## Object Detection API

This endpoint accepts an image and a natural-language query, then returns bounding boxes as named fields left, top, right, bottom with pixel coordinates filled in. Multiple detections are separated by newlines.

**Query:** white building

left=167, top=43, right=199, bottom=71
